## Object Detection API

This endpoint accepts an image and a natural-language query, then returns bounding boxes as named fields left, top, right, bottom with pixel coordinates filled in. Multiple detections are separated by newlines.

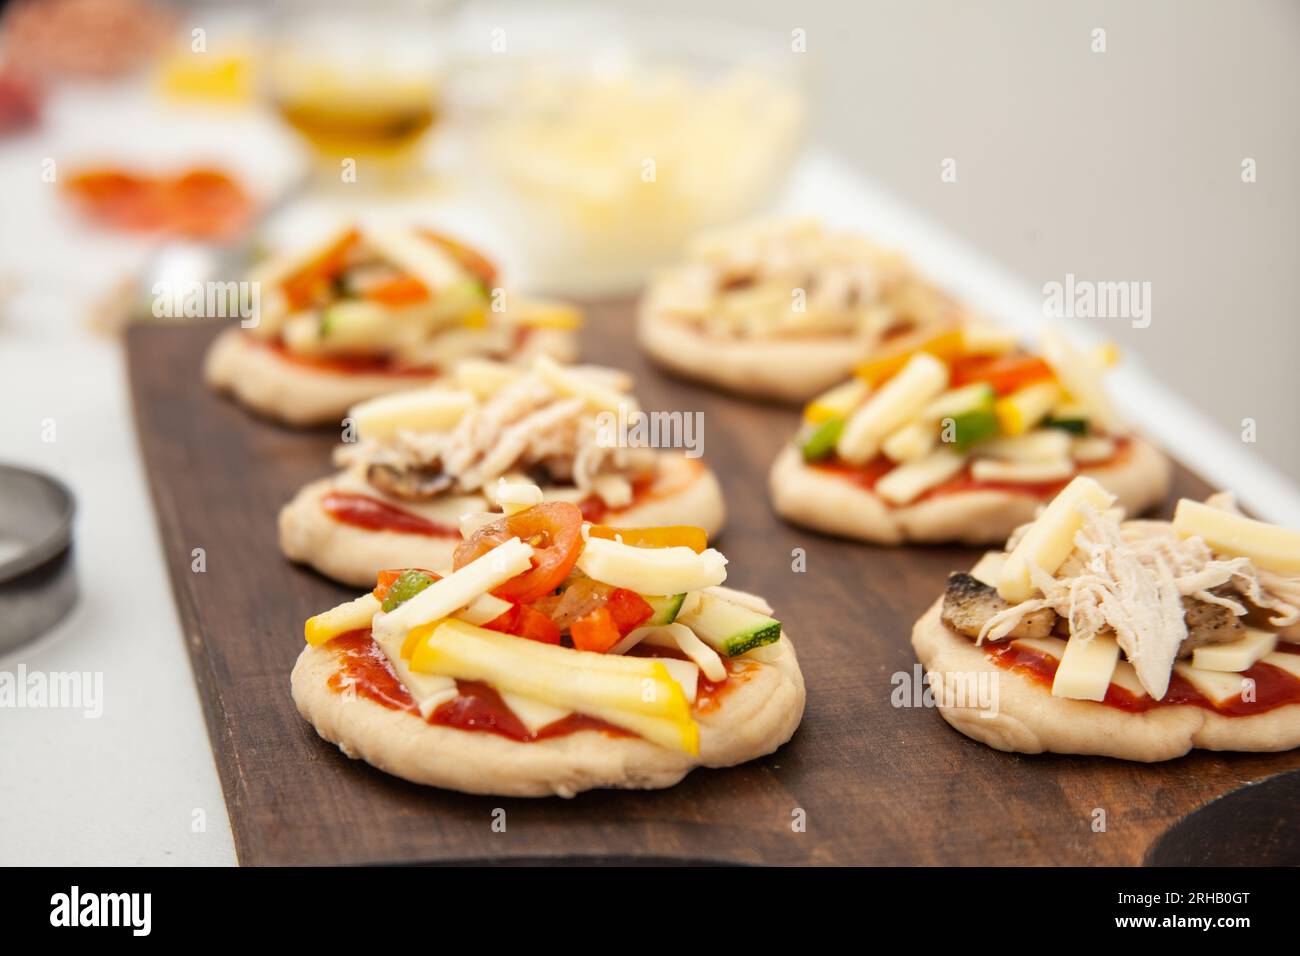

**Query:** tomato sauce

left=64, top=167, right=254, bottom=241
left=579, top=460, right=705, bottom=523
left=627, top=643, right=750, bottom=713
left=814, top=437, right=1130, bottom=501
left=321, top=492, right=460, bottom=537
left=811, top=455, right=895, bottom=491
left=331, top=460, right=700, bottom=535
left=325, top=629, right=747, bottom=742
left=983, top=638, right=1300, bottom=716
left=326, top=629, right=631, bottom=741
left=256, top=327, right=534, bottom=377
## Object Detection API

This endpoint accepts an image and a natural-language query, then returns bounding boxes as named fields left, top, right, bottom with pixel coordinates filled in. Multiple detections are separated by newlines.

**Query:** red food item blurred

left=2, top=0, right=173, bottom=81
left=0, top=63, right=42, bottom=133
left=62, top=167, right=255, bottom=241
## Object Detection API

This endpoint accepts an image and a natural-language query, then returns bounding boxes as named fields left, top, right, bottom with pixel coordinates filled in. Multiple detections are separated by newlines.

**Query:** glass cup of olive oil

left=265, top=0, right=457, bottom=187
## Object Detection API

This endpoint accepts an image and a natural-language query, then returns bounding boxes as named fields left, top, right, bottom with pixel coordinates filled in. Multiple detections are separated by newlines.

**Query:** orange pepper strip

left=570, top=607, right=622, bottom=653
left=364, top=273, right=430, bottom=306
left=281, top=227, right=360, bottom=310
left=853, top=327, right=965, bottom=386
left=587, top=525, right=708, bottom=553
left=950, top=354, right=1054, bottom=395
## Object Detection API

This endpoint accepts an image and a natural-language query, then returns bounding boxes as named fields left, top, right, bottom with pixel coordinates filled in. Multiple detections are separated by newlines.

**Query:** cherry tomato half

left=452, top=501, right=585, bottom=604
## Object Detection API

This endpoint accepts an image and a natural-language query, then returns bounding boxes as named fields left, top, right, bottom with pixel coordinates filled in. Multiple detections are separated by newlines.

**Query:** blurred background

left=0, top=0, right=1295, bottom=867
left=2, top=0, right=1295, bottom=474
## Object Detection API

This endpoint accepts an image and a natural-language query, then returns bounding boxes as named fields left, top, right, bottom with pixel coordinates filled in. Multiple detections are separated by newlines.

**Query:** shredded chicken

left=335, top=367, right=658, bottom=506
left=652, top=219, right=955, bottom=342
left=976, top=500, right=1300, bottom=700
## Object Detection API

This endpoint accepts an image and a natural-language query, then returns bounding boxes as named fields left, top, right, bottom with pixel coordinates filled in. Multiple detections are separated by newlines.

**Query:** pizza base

left=279, top=455, right=727, bottom=587
left=911, top=600, right=1300, bottom=760
left=768, top=436, right=1171, bottom=546
left=203, top=327, right=577, bottom=427
left=291, top=633, right=805, bottom=796
left=636, top=306, right=885, bottom=403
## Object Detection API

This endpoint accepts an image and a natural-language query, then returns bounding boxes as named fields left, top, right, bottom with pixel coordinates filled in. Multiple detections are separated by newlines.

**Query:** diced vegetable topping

left=675, top=591, right=782, bottom=657
left=805, top=378, right=870, bottom=424
left=801, top=415, right=844, bottom=462
left=576, top=535, right=728, bottom=595
left=950, top=353, right=1053, bottom=395
left=304, top=593, right=380, bottom=647
left=587, top=524, right=708, bottom=553
left=853, top=327, right=964, bottom=385
left=380, top=570, right=437, bottom=612
left=453, top=501, right=585, bottom=603
left=946, top=407, right=999, bottom=451
left=642, top=593, right=687, bottom=626
left=484, top=603, right=562, bottom=645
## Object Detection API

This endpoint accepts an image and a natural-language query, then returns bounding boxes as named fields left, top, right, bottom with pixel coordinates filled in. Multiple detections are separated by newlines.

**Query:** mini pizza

left=291, top=497, right=805, bottom=796
left=204, top=225, right=579, bottom=425
left=770, top=325, right=1171, bottom=544
left=637, top=218, right=963, bottom=402
left=912, top=477, right=1300, bottom=760
left=280, top=356, right=726, bottom=586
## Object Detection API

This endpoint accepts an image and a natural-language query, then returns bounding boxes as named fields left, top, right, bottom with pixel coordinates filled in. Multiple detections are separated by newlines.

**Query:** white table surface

left=3, top=81, right=1297, bottom=867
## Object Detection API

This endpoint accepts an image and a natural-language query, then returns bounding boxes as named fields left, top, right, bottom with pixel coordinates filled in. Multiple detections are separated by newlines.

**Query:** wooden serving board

left=127, top=310, right=1300, bottom=866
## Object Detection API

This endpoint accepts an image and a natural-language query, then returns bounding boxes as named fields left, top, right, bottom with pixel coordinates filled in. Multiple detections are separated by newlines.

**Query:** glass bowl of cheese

left=451, top=9, right=807, bottom=297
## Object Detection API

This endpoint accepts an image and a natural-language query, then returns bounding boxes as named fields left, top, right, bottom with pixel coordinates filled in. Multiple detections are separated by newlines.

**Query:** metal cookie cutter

left=0, top=464, right=77, bottom=653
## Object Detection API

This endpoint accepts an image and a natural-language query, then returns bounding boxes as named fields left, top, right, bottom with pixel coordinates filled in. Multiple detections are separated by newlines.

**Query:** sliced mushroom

left=365, top=462, right=454, bottom=501
left=940, top=572, right=1057, bottom=641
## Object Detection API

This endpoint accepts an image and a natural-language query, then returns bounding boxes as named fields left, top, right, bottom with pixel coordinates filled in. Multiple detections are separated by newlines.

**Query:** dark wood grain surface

left=127, top=308, right=1300, bottom=866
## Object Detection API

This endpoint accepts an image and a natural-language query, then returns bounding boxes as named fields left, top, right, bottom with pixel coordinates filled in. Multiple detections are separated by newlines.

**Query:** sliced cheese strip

left=657, top=657, right=701, bottom=704
left=349, top=388, right=476, bottom=441
left=456, top=592, right=512, bottom=626
left=459, top=511, right=498, bottom=539
left=740, top=639, right=785, bottom=663
left=978, top=429, right=1072, bottom=463
left=371, top=625, right=458, bottom=718
left=508, top=301, right=582, bottom=330
left=1191, top=628, right=1277, bottom=673
left=969, top=551, right=1007, bottom=587
left=1261, top=651, right=1300, bottom=679
left=499, top=692, right=571, bottom=735
left=591, top=473, right=633, bottom=509
left=534, top=355, right=636, bottom=414
left=410, top=620, right=691, bottom=723
left=454, top=359, right=520, bottom=399
left=1172, top=498, right=1300, bottom=572
left=875, top=448, right=966, bottom=505
left=373, top=537, right=532, bottom=643
left=970, top=457, right=1074, bottom=484
left=1042, top=327, right=1115, bottom=432
left=882, top=420, right=938, bottom=463
left=1051, top=633, right=1120, bottom=701
left=305, top=593, right=381, bottom=646
left=805, top=377, right=870, bottom=424
left=495, top=478, right=543, bottom=515
left=1011, top=635, right=1067, bottom=658
left=998, top=475, right=1115, bottom=602
left=1072, top=435, right=1117, bottom=464
left=1109, top=659, right=1148, bottom=699
left=960, top=322, right=1019, bottom=355
left=701, top=585, right=772, bottom=616
left=994, top=381, right=1062, bottom=436
left=1011, top=636, right=1150, bottom=700
left=366, top=226, right=466, bottom=291
left=576, top=536, right=727, bottom=594
left=630, top=623, right=725, bottom=683
left=1173, top=662, right=1251, bottom=707
left=576, top=701, right=699, bottom=753
left=837, top=352, right=949, bottom=464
